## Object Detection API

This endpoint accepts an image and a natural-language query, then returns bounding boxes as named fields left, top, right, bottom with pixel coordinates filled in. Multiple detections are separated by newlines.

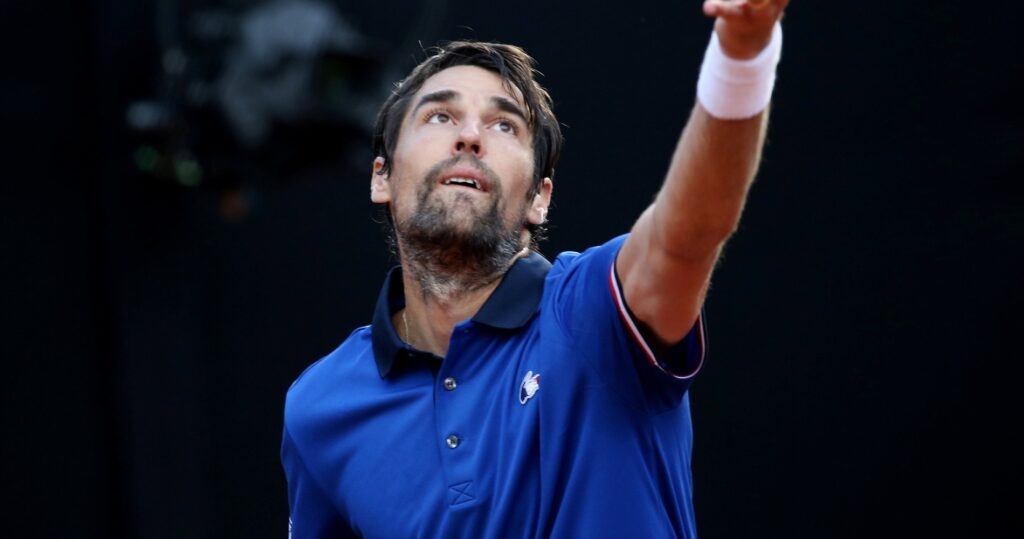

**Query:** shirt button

left=443, top=377, right=458, bottom=391
left=445, top=434, right=460, bottom=449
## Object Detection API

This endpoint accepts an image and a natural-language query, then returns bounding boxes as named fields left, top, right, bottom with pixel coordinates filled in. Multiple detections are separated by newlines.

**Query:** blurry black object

left=126, top=0, right=388, bottom=219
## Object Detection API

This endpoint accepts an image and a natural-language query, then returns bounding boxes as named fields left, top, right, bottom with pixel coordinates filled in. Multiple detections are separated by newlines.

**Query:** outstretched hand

left=703, top=0, right=789, bottom=59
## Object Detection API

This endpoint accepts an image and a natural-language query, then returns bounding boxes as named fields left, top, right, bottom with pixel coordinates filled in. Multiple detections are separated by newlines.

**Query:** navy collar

left=370, top=252, right=552, bottom=377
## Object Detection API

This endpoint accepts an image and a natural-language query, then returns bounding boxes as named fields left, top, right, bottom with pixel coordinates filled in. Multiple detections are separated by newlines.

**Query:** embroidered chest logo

left=519, top=370, right=540, bottom=405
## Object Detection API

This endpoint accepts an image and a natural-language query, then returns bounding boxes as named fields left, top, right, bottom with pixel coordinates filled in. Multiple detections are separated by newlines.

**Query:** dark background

left=4, top=0, right=1021, bottom=537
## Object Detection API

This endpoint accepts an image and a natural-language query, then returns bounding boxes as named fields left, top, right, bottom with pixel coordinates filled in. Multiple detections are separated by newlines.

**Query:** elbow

left=700, top=218, right=740, bottom=243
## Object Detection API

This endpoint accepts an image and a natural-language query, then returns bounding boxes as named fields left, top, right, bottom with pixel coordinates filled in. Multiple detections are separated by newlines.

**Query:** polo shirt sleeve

left=547, top=234, right=706, bottom=410
left=609, top=252, right=707, bottom=381
left=281, top=426, right=356, bottom=538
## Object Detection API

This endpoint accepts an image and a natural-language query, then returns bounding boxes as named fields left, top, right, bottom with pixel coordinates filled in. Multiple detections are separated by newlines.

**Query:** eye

left=425, top=110, right=452, bottom=124
left=492, top=118, right=518, bottom=135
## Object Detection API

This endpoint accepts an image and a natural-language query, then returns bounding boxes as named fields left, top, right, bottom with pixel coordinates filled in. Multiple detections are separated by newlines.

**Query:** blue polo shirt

left=282, top=235, right=706, bottom=538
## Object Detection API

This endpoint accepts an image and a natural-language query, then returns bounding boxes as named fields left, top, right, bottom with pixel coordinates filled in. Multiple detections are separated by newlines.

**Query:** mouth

left=442, top=177, right=483, bottom=190
left=437, top=164, right=491, bottom=193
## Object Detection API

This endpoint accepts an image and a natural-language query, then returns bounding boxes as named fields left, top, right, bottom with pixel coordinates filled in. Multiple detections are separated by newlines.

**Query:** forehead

left=410, top=65, right=526, bottom=111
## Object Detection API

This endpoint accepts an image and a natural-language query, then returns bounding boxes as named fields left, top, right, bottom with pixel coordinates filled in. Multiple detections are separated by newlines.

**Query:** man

left=281, top=1, right=788, bottom=537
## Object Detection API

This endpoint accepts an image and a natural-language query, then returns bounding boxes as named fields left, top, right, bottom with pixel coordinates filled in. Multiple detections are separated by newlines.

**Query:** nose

left=453, top=120, right=482, bottom=157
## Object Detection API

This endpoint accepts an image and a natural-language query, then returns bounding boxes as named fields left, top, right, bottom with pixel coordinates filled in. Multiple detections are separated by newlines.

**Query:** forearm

left=652, top=103, right=768, bottom=259
left=617, top=104, right=767, bottom=343
left=653, top=14, right=782, bottom=256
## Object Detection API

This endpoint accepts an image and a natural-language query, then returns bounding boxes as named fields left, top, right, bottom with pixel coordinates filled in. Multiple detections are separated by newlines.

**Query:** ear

left=370, top=156, right=390, bottom=203
left=527, top=177, right=554, bottom=226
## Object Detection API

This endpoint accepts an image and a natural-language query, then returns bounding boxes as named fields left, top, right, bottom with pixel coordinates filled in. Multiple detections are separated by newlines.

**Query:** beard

left=395, top=156, right=527, bottom=297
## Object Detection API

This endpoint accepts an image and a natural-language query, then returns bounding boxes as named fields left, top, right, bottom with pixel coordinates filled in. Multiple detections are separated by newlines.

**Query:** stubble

left=394, top=156, right=527, bottom=301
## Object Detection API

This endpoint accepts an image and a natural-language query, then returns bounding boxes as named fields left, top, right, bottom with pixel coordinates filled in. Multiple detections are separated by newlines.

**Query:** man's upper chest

left=332, top=322, right=563, bottom=535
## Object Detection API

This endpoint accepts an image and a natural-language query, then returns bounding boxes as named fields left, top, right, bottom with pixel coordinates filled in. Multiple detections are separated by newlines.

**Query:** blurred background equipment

left=126, top=0, right=388, bottom=218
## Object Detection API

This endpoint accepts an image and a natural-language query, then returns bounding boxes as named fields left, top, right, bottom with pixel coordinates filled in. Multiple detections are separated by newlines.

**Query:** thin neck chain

left=402, top=309, right=411, bottom=348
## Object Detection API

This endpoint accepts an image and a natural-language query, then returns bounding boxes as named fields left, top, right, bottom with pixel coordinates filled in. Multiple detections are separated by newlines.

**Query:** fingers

left=703, top=0, right=787, bottom=59
left=703, top=0, right=782, bottom=19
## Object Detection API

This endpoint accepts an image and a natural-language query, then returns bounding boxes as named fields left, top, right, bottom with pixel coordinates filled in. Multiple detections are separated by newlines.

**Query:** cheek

left=488, top=137, right=533, bottom=174
left=506, top=155, right=537, bottom=199
left=399, top=128, right=451, bottom=156
left=382, top=168, right=416, bottom=218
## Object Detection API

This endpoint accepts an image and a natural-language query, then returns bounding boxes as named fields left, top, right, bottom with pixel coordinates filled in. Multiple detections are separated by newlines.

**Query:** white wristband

left=696, top=22, right=783, bottom=120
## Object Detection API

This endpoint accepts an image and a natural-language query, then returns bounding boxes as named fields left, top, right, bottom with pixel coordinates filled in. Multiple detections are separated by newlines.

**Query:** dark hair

left=371, top=41, right=564, bottom=247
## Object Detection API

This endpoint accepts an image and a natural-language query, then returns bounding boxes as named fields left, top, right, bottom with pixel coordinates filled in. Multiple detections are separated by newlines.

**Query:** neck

left=398, top=239, right=525, bottom=300
left=404, top=257, right=507, bottom=303
left=397, top=246, right=529, bottom=357
left=397, top=274, right=497, bottom=358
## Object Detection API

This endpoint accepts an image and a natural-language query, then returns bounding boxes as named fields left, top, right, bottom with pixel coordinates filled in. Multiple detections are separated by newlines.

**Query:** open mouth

left=442, top=177, right=482, bottom=190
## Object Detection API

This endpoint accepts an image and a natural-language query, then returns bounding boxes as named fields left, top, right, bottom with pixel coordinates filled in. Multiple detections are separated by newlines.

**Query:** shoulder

left=538, top=235, right=628, bottom=342
left=548, top=234, right=628, bottom=282
left=285, top=326, right=375, bottom=414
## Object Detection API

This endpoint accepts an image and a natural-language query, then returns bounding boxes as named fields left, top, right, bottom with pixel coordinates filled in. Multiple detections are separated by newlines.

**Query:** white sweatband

left=696, top=22, right=783, bottom=120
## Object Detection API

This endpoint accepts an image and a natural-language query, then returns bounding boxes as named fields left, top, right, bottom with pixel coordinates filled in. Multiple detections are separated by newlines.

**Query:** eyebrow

left=490, top=96, right=529, bottom=125
left=411, top=90, right=529, bottom=125
left=412, top=90, right=458, bottom=116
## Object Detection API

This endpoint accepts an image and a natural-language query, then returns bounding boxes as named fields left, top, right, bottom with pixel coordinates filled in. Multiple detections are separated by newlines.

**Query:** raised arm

left=616, top=0, right=789, bottom=344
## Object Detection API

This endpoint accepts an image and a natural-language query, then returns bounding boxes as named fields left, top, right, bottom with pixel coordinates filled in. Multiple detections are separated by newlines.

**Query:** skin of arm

left=616, top=0, right=790, bottom=345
